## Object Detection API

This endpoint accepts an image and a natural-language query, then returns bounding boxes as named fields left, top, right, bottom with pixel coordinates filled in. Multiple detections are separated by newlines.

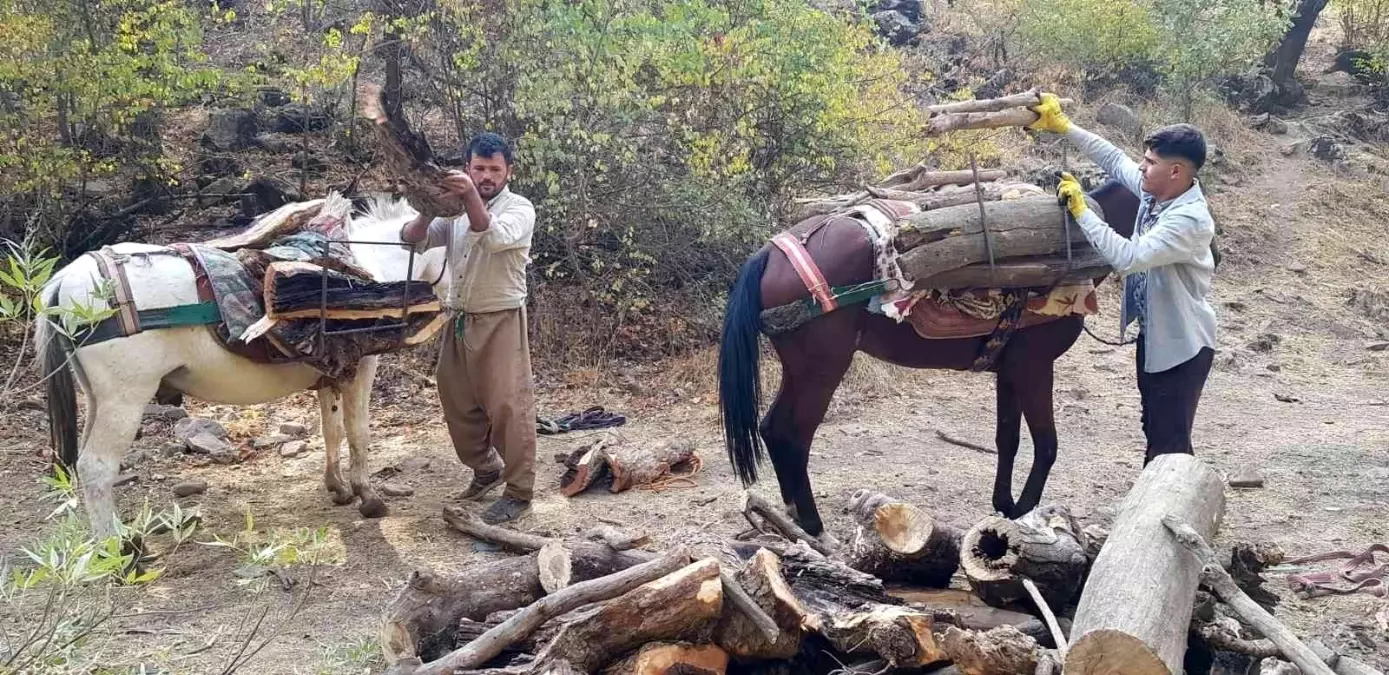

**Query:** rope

left=1082, top=316, right=1139, bottom=347
left=635, top=452, right=703, bottom=492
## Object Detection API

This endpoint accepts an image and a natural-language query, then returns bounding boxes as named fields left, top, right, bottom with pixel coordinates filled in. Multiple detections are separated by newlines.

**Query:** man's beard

left=476, top=180, right=504, bottom=199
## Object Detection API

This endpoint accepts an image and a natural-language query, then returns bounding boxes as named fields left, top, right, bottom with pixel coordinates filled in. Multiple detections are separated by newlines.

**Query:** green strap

left=71, top=301, right=221, bottom=346
left=800, top=279, right=892, bottom=319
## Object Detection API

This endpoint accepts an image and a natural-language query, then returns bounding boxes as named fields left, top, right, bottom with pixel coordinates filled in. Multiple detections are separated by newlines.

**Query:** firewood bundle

left=376, top=454, right=1384, bottom=675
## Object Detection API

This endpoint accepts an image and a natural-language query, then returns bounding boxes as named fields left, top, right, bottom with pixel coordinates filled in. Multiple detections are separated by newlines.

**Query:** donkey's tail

left=718, top=247, right=770, bottom=487
left=36, top=282, right=79, bottom=472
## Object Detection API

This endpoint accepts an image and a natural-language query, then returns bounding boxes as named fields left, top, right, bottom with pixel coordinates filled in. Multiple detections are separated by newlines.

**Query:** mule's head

left=347, top=195, right=449, bottom=297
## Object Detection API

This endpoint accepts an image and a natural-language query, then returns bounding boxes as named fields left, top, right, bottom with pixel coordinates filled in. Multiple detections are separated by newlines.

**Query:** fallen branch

left=1021, top=577, right=1068, bottom=662
left=442, top=506, right=552, bottom=552
left=741, top=491, right=833, bottom=555
left=925, top=89, right=1074, bottom=115
left=936, top=429, right=995, bottom=454
left=1162, top=515, right=1336, bottom=675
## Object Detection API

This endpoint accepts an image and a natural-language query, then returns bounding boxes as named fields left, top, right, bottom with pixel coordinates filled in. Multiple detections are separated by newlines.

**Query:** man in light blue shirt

left=1028, top=94, right=1219, bottom=465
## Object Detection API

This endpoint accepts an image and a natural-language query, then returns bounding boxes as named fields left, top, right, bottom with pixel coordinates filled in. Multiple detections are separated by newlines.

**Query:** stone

left=1096, top=102, right=1142, bottom=138
left=239, top=177, right=302, bottom=218
left=1229, top=471, right=1265, bottom=489
left=870, top=10, right=919, bottom=46
left=380, top=482, right=415, bottom=498
left=256, top=86, right=291, bottom=108
left=198, top=175, right=248, bottom=207
left=172, top=479, right=208, bottom=497
left=144, top=404, right=188, bottom=422
left=174, top=417, right=228, bottom=442
left=113, top=472, right=140, bottom=488
left=398, top=456, right=432, bottom=473
left=253, top=133, right=296, bottom=154
left=278, top=422, right=308, bottom=437
left=185, top=432, right=234, bottom=457
left=279, top=440, right=308, bottom=458
left=263, top=103, right=332, bottom=133
left=1317, top=71, right=1364, bottom=96
left=1308, top=136, right=1348, bottom=163
left=254, top=434, right=294, bottom=449
left=200, top=108, right=259, bottom=152
left=121, top=450, right=151, bottom=471
left=1251, top=113, right=1288, bottom=135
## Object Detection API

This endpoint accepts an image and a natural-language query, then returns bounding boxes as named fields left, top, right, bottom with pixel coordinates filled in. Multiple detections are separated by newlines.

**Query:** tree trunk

left=714, top=549, right=806, bottom=660
left=1269, top=0, right=1330, bottom=86
left=841, top=490, right=962, bottom=588
left=895, top=196, right=1103, bottom=283
left=1063, top=454, right=1227, bottom=675
left=938, top=625, right=1041, bottom=675
left=533, top=559, right=724, bottom=673
left=601, top=643, right=729, bottom=675
left=960, top=505, right=1089, bottom=611
left=380, top=543, right=654, bottom=664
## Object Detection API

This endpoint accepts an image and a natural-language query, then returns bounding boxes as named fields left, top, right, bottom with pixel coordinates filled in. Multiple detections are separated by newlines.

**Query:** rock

left=121, top=450, right=151, bottom=471
left=380, top=482, right=414, bottom=498
left=1369, top=342, right=1389, bottom=352
left=160, top=441, right=186, bottom=457
left=198, top=175, right=248, bottom=207
left=1317, top=71, right=1364, bottom=97
left=253, top=133, right=296, bottom=154
left=1229, top=471, right=1265, bottom=489
left=398, top=456, right=432, bottom=473
left=870, top=10, right=918, bottom=46
left=113, top=472, right=140, bottom=487
left=239, top=177, right=302, bottom=217
left=200, top=109, right=259, bottom=152
left=279, top=440, right=308, bottom=458
left=144, top=404, right=188, bottom=422
left=1286, top=262, right=1307, bottom=274
left=172, top=479, right=208, bottom=497
left=263, top=102, right=332, bottom=133
left=256, top=86, right=291, bottom=108
left=1326, top=47, right=1378, bottom=81
left=1250, top=113, right=1288, bottom=135
left=1096, top=102, right=1142, bottom=138
left=185, top=432, right=234, bottom=457
left=1307, top=136, right=1348, bottom=163
left=254, top=434, right=294, bottom=449
left=174, top=417, right=228, bottom=442
left=278, top=422, right=308, bottom=437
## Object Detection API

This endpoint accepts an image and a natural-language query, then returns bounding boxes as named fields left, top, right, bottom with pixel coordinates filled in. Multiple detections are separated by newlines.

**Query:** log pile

left=378, top=453, right=1386, bottom=675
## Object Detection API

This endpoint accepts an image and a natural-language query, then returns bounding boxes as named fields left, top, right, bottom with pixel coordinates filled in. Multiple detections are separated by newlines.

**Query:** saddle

left=903, top=285, right=1098, bottom=340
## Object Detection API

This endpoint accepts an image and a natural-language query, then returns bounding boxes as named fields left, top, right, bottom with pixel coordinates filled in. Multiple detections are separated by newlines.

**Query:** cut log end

left=873, top=503, right=933, bottom=554
left=538, top=542, right=573, bottom=594
left=961, top=516, right=1019, bottom=583
left=603, top=643, right=729, bottom=675
left=1064, top=629, right=1172, bottom=675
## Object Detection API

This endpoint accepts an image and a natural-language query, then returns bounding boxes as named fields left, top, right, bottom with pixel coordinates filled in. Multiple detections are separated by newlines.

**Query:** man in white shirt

left=401, top=132, right=538, bottom=523
left=1028, top=94, right=1219, bottom=465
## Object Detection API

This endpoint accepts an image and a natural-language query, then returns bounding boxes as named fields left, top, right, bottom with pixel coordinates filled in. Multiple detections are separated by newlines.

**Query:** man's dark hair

left=466, top=132, right=514, bottom=166
left=1144, top=123, right=1206, bottom=171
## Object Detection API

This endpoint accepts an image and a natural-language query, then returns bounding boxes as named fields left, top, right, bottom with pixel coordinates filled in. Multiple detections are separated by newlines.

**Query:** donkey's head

left=348, top=195, right=449, bottom=297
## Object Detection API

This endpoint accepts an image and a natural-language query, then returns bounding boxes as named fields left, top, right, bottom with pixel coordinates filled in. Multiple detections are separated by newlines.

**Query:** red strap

left=771, top=233, right=837, bottom=313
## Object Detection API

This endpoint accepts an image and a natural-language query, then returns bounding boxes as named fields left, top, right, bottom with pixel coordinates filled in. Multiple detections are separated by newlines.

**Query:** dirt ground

left=3, top=48, right=1389, bottom=675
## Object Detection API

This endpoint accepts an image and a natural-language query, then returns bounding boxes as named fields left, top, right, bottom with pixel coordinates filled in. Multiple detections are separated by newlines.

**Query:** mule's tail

left=36, top=283, right=79, bottom=472
left=719, top=247, right=770, bottom=487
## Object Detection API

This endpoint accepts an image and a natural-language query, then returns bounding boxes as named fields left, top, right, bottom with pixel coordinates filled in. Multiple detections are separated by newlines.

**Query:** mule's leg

left=1011, top=363, right=1058, bottom=518
left=77, top=375, right=158, bottom=539
left=992, top=373, right=1023, bottom=517
left=340, top=356, right=386, bottom=518
left=760, top=332, right=856, bottom=537
left=318, top=388, right=354, bottom=505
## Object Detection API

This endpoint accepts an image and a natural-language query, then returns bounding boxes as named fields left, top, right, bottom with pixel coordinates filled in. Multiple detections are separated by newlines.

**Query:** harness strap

left=90, top=247, right=141, bottom=335
left=771, top=232, right=837, bottom=314
left=969, top=289, right=1036, bottom=373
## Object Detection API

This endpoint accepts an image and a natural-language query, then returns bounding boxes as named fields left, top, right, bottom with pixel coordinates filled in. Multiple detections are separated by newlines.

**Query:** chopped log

left=896, top=196, right=1102, bottom=283
left=532, top=559, right=724, bottom=674
left=925, top=89, right=1073, bottom=115
left=939, top=625, right=1041, bottom=675
left=1162, top=515, right=1336, bottom=675
left=601, top=643, right=728, bottom=675
left=815, top=604, right=947, bottom=668
left=608, top=439, right=697, bottom=493
left=204, top=198, right=325, bottom=250
left=392, top=549, right=694, bottom=675
left=895, top=169, right=1008, bottom=192
left=538, top=542, right=573, bottom=594
left=714, top=549, right=806, bottom=660
left=1228, top=541, right=1285, bottom=611
left=264, top=261, right=440, bottom=321
left=926, top=109, right=1057, bottom=136
left=380, top=543, right=652, bottom=665
left=910, top=250, right=1112, bottom=291
left=583, top=526, right=651, bottom=551
left=359, top=83, right=465, bottom=218
left=842, top=490, right=961, bottom=588
left=558, top=436, right=618, bottom=497
left=885, top=587, right=1068, bottom=648
left=741, top=491, right=833, bottom=555
left=1064, top=454, right=1227, bottom=675
left=960, top=505, right=1088, bottom=611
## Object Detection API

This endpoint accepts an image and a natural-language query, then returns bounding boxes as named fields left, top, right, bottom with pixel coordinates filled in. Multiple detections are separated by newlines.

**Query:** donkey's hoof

left=329, top=489, right=356, bottom=506
left=358, top=497, right=388, bottom=519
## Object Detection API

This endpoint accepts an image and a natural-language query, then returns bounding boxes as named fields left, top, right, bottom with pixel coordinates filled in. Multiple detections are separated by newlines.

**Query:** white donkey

left=36, top=195, right=446, bottom=538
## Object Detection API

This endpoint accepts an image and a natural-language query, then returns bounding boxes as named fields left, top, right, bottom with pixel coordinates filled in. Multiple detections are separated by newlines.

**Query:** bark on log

left=1228, top=541, right=1285, bottom=611
left=926, top=109, right=1053, bottom=136
left=910, top=251, right=1111, bottom=291
left=264, top=261, right=440, bottom=320
left=1162, top=515, right=1336, bottom=675
left=558, top=436, right=617, bottom=497
left=601, top=643, right=729, bottom=675
left=895, top=169, right=1008, bottom=192
left=939, top=625, right=1041, bottom=675
left=925, top=90, right=1073, bottom=115
left=896, top=196, right=1103, bottom=283
left=885, top=587, right=1069, bottom=648
left=533, top=559, right=724, bottom=674
left=842, top=490, right=962, bottom=588
left=380, top=542, right=651, bottom=664
left=813, top=604, right=948, bottom=668
left=393, top=550, right=694, bottom=675
left=609, top=439, right=697, bottom=493
left=960, top=505, right=1088, bottom=611
left=1064, top=454, right=1227, bottom=675
left=714, top=549, right=806, bottom=660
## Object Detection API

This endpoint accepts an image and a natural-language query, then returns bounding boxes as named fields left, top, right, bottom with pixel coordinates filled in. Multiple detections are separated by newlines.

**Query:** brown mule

left=717, top=180, right=1142, bottom=536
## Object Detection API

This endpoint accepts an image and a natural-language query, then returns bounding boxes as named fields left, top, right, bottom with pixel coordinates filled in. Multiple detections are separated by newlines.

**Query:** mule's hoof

left=992, top=498, right=1017, bottom=518
left=358, top=497, right=388, bottom=519
left=330, top=489, right=355, bottom=506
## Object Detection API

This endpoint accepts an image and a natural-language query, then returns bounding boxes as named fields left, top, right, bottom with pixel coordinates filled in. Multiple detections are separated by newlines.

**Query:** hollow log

left=601, top=643, right=729, bottom=675
left=533, top=559, right=724, bottom=674
left=939, top=625, right=1041, bottom=675
left=896, top=196, right=1103, bottom=283
left=714, top=549, right=806, bottom=660
left=609, top=439, right=697, bottom=493
left=960, top=504, right=1088, bottom=611
left=380, top=542, right=652, bottom=665
left=1064, top=454, right=1227, bottom=675
left=842, top=490, right=961, bottom=588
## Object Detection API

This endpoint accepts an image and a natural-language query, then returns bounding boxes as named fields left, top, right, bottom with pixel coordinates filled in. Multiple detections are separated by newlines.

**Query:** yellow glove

left=1056, top=172, right=1087, bottom=219
left=1027, top=92, right=1071, bottom=134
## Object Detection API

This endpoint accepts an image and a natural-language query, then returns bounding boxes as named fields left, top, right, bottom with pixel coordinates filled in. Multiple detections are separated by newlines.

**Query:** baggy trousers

left=1137, top=335, right=1215, bottom=465
left=436, top=307, right=537, bottom=500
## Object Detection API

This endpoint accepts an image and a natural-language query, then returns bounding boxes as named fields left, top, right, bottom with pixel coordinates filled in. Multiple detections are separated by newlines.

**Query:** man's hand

left=1027, top=92, right=1072, bottom=134
left=442, top=170, right=477, bottom=201
left=1056, top=172, right=1087, bottom=219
